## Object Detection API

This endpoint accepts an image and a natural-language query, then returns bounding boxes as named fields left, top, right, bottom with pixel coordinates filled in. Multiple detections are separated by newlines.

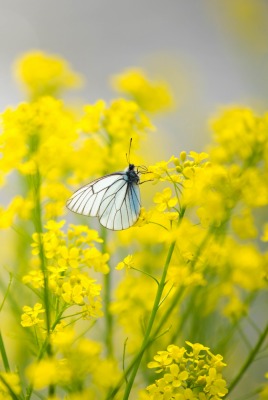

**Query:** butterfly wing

left=66, top=172, right=141, bottom=230
left=99, top=176, right=141, bottom=230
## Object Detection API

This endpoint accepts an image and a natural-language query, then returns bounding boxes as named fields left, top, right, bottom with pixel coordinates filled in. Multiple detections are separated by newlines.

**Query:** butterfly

left=66, top=162, right=146, bottom=231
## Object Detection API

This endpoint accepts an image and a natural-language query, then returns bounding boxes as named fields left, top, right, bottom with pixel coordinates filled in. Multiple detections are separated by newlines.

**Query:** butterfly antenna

left=126, top=137, right=132, bottom=165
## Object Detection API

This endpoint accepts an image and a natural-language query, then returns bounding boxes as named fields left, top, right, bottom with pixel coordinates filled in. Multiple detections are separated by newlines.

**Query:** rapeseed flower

left=21, top=303, right=45, bottom=327
left=116, top=254, right=134, bottom=270
left=1, top=50, right=267, bottom=400
left=112, top=68, right=174, bottom=113
left=143, top=342, right=228, bottom=399
left=0, top=372, right=21, bottom=400
left=14, top=50, right=82, bottom=99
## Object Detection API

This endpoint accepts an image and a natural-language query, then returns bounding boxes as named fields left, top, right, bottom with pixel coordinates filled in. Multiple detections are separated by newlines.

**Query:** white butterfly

left=66, top=163, right=142, bottom=230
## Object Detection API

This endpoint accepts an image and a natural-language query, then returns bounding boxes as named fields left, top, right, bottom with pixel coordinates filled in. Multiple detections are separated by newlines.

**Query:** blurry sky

left=1, top=0, right=268, bottom=158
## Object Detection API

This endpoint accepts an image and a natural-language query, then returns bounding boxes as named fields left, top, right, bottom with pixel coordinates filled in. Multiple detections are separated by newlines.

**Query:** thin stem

left=236, top=323, right=252, bottom=350
left=104, top=273, right=113, bottom=357
left=122, top=240, right=176, bottom=399
left=228, top=322, right=268, bottom=395
left=130, top=267, right=159, bottom=286
left=0, top=273, right=13, bottom=312
left=101, top=226, right=113, bottom=357
left=123, top=338, right=129, bottom=384
left=0, top=331, right=10, bottom=372
left=0, top=375, right=20, bottom=400
left=25, top=169, right=54, bottom=400
left=153, top=227, right=211, bottom=339
left=31, top=170, right=51, bottom=339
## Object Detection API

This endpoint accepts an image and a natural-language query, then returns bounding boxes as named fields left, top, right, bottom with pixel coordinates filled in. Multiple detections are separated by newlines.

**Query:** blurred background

left=1, top=2, right=268, bottom=398
left=1, top=0, right=268, bottom=160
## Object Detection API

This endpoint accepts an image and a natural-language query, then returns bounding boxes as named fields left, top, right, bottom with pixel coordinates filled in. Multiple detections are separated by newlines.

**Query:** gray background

left=1, top=0, right=268, bottom=159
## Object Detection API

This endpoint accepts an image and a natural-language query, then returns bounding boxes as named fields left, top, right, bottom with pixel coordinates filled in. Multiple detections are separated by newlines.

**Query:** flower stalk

left=123, top=240, right=176, bottom=399
left=228, top=322, right=268, bottom=395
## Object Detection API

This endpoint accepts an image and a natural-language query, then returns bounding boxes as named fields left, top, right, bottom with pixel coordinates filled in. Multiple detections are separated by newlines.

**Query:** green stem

left=0, top=331, right=10, bottom=372
left=122, top=240, right=176, bottom=399
left=0, top=375, right=20, bottom=400
left=25, top=169, right=54, bottom=400
left=32, top=170, right=52, bottom=348
left=104, top=272, right=113, bottom=357
left=228, top=322, right=268, bottom=395
left=0, top=274, right=13, bottom=312
left=153, top=227, right=212, bottom=339
left=101, top=227, right=113, bottom=357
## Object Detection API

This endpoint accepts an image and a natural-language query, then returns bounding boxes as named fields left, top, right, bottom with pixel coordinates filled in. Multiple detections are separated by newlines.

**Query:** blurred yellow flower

left=26, top=358, right=70, bottom=389
left=261, top=223, right=268, bottom=242
left=112, top=68, right=174, bottom=113
left=79, top=100, right=106, bottom=133
left=0, top=372, right=21, bottom=400
left=14, top=50, right=82, bottom=99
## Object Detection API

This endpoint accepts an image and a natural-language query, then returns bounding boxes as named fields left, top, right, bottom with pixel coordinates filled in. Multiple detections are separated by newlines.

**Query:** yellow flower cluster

left=26, top=332, right=121, bottom=398
left=112, top=141, right=268, bottom=352
left=0, top=96, right=77, bottom=220
left=141, top=342, right=228, bottom=399
left=0, top=372, right=21, bottom=400
left=77, top=97, right=153, bottom=176
left=23, top=220, right=105, bottom=322
left=1, top=50, right=267, bottom=400
left=21, top=303, right=45, bottom=327
left=259, top=373, right=268, bottom=399
left=14, top=51, right=82, bottom=99
left=209, top=107, right=268, bottom=166
left=112, top=68, right=174, bottom=113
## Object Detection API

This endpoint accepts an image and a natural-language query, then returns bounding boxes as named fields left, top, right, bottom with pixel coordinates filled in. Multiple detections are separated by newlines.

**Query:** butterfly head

left=125, top=163, right=140, bottom=184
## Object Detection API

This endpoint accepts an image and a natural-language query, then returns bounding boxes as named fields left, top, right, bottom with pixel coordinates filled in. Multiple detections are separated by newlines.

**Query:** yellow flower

left=144, top=342, right=228, bottom=398
left=185, top=341, right=210, bottom=357
left=0, top=196, right=33, bottom=229
left=44, top=219, right=66, bottom=231
left=148, top=351, right=173, bottom=373
left=26, top=358, right=71, bottom=389
left=232, top=208, right=257, bottom=239
left=60, top=273, right=102, bottom=317
left=58, top=246, right=80, bottom=269
left=0, top=372, right=21, bottom=399
left=103, top=98, right=153, bottom=141
left=22, top=270, right=44, bottom=288
left=204, top=367, right=228, bottom=397
left=62, top=282, right=84, bottom=304
left=116, top=254, right=134, bottom=270
left=167, top=345, right=186, bottom=363
left=134, top=207, right=153, bottom=227
left=51, top=322, right=75, bottom=349
left=164, top=364, right=189, bottom=388
left=21, top=303, right=45, bottom=327
left=261, top=223, right=268, bottom=242
left=92, top=359, right=121, bottom=389
left=79, top=100, right=106, bottom=133
left=209, top=107, right=268, bottom=166
left=154, top=187, right=178, bottom=212
left=67, top=224, right=103, bottom=245
left=112, top=68, right=174, bottom=113
left=148, top=160, right=172, bottom=181
left=83, top=247, right=110, bottom=274
left=14, top=50, right=82, bottom=99
left=188, top=151, right=209, bottom=164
